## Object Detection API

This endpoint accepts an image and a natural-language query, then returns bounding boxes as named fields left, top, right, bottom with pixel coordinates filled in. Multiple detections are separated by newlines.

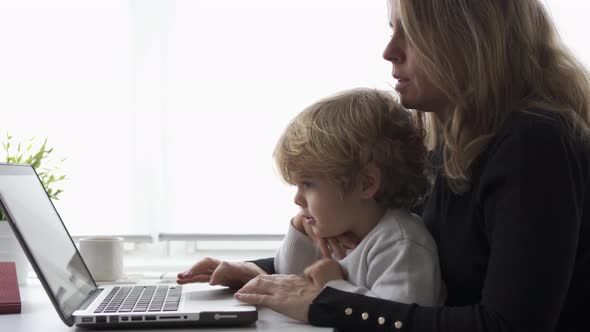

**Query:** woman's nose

left=383, top=37, right=405, bottom=64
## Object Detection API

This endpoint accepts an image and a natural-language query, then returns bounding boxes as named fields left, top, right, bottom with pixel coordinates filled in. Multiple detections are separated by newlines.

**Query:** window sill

left=25, top=249, right=275, bottom=284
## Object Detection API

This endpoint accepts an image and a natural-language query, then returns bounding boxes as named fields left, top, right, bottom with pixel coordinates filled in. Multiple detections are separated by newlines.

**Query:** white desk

left=0, top=281, right=333, bottom=332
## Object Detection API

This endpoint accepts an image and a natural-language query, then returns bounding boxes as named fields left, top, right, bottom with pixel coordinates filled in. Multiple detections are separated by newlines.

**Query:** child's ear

left=359, top=162, right=381, bottom=199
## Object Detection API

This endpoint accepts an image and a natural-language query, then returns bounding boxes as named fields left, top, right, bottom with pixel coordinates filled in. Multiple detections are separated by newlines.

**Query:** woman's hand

left=176, top=257, right=266, bottom=289
left=292, top=212, right=361, bottom=259
left=304, top=258, right=346, bottom=288
left=234, top=274, right=322, bottom=323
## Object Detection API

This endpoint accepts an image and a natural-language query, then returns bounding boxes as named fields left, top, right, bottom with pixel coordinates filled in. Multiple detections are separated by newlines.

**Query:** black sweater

left=254, top=110, right=590, bottom=332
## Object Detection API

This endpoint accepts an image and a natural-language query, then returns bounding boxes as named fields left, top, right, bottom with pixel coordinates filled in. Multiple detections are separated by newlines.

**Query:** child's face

left=293, top=175, right=363, bottom=238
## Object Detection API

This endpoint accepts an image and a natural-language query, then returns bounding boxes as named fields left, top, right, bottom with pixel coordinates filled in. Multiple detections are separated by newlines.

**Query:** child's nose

left=294, top=192, right=306, bottom=208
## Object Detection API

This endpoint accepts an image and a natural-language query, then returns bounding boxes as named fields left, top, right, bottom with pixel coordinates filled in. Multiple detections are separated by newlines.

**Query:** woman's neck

left=433, top=107, right=450, bottom=123
left=420, top=103, right=452, bottom=123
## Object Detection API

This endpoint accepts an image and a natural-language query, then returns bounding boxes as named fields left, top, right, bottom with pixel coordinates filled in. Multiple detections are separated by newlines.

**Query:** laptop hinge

left=77, top=288, right=103, bottom=311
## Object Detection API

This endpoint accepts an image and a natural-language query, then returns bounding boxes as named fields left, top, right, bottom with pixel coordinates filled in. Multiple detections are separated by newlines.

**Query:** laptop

left=0, top=163, right=258, bottom=328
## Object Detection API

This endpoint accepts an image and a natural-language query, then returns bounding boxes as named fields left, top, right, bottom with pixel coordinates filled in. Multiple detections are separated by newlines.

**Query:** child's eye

left=302, top=181, right=313, bottom=188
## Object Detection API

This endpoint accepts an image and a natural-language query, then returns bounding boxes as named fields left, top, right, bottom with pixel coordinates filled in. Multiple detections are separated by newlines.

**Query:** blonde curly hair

left=274, top=88, right=430, bottom=209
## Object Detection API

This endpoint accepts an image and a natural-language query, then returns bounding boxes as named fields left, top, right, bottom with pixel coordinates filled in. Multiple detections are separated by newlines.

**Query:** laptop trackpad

left=185, top=286, right=254, bottom=312
left=189, top=287, right=235, bottom=301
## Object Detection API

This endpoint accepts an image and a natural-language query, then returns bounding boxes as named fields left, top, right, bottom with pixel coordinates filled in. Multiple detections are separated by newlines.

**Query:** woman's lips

left=304, top=217, right=316, bottom=225
left=395, top=78, right=410, bottom=91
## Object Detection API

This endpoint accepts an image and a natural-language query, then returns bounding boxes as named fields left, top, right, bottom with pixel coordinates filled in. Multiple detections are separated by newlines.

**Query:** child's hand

left=291, top=212, right=333, bottom=257
left=292, top=212, right=361, bottom=259
left=303, top=258, right=346, bottom=288
left=317, top=233, right=361, bottom=260
left=291, top=212, right=313, bottom=236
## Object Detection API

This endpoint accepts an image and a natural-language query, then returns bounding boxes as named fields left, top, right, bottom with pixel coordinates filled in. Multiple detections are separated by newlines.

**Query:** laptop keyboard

left=93, top=285, right=182, bottom=313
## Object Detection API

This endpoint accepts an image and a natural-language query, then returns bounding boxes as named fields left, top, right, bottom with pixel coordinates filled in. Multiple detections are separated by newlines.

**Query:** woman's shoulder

left=476, top=109, right=590, bottom=181
left=487, top=109, right=589, bottom=157
left=500, top=109, right=573, bottom=137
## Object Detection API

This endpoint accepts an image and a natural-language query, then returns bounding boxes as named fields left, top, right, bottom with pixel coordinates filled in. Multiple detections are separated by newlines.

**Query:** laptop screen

left=0, top=164, right=95, bottom=319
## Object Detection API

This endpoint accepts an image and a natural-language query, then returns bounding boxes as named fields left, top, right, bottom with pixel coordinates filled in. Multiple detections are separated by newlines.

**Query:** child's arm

left=273, top=215, right=324, bottom=275
left=323, top=238, right=443, bottom=306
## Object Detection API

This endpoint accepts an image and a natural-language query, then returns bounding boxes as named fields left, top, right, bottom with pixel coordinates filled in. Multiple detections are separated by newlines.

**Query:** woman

left=177, top=0, right=590, bottom=331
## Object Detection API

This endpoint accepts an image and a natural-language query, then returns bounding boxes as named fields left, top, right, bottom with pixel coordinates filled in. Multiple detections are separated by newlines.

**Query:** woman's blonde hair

left=274, top=88, right=430, bottom=209
left=398, top=0, right=590, bottom=192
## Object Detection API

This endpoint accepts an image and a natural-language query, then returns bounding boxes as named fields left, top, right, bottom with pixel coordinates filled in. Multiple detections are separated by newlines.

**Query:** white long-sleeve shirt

left=274, top=208, right=445, bottom=306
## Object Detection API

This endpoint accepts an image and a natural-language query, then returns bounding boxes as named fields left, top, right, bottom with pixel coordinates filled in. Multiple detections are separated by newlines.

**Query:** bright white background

left=0, top=0, right=587, bottom=238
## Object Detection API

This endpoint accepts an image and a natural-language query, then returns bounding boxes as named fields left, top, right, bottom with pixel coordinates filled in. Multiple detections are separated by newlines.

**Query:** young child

left=273, top=88, right=444, bottom=306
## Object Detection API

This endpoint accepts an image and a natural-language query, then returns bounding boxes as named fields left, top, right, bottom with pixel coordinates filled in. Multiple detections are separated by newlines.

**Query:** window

left=544, top=0, right=590, bottom=67
left=0, top=0, right=390, bottom=238
left=0, top=0, right=588, bottom=239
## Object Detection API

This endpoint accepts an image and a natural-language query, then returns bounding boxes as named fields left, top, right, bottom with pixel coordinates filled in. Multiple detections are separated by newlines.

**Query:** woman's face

left=383, top=0, right=449, bottom=117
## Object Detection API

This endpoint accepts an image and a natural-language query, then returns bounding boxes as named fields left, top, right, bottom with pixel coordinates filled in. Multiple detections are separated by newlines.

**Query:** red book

left=0, top=262, right=21, bottom=314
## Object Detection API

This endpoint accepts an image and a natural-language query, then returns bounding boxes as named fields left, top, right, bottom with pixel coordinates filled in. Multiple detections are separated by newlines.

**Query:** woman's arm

left=250, top=257, right=275, bottom=274
left=467, top=117, right=584, bottom=332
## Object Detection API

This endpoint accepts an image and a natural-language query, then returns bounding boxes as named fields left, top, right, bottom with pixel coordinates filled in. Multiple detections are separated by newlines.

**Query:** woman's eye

left=390, top=21, right=405, bottom=39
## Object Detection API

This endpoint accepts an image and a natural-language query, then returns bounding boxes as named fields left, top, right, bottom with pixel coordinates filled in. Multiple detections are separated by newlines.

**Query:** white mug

left=79, top=237, right=124, bottom=282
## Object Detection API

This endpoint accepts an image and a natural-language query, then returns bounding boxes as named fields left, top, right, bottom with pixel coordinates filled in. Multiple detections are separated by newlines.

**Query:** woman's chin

left=399, top=95, right=419, bottom=110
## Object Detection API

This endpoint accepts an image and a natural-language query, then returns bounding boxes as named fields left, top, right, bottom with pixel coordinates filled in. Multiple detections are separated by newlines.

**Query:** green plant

left=0, top=134, right=66, bottom=220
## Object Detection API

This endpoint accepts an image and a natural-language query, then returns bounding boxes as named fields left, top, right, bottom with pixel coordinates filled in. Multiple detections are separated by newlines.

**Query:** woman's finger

left=209, top=267, right=229, bottom=286
left=238, top=275, right=274, bottom=295
left=234, top=292, right=270, bottom=306
left=176, top=274, right=211, bottom=284
left=177, top=257, right=220, bottom=279
left=208, top=261, right=266, bottom=287
left=236, top=274, right=320, bottom=323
